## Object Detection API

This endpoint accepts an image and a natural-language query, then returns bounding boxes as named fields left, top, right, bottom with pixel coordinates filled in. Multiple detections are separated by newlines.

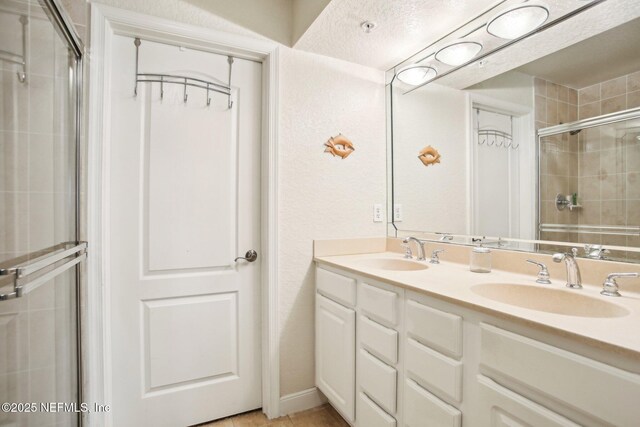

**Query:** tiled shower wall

left=536, top=72, right=640, bottom=260
left=535, top=77, right=580, bottom=245
left=575, top=70, right=640, bottom=260
left=577, top=71, right=640, bottom=119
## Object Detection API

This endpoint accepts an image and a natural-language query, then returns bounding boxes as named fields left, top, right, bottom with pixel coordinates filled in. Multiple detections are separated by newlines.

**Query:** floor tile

left=231, top=410, right=271, bottom=426
left=289, top=405, right=346, bottom=427
left=196, top=405, right=347, bottom=427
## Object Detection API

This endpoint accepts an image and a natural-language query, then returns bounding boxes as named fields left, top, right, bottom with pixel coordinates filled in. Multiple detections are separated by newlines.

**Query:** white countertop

left=315, top=251, right=640, bottom=357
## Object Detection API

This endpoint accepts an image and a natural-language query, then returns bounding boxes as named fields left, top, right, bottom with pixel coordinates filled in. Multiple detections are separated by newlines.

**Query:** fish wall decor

left=418, top=145, right=441, bottom=167
left=324, top=134, right=355, bottom=159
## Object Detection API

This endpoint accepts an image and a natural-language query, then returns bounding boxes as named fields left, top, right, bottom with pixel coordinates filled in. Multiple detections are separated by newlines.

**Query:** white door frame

left=85, top=5, right=281, bottom=425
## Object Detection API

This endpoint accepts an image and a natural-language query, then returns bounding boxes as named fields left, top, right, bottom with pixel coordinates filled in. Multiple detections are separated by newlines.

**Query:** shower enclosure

left=0, top=0, right=85, bottom=426
left=538, top=108, right=640, bottom=262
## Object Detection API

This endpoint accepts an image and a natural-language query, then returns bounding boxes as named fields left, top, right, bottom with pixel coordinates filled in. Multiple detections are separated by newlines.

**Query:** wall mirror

left=387, top=0, right=640, bottom=262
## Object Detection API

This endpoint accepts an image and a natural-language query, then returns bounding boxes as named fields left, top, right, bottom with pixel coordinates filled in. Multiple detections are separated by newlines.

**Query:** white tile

left=28, top=308, right=55, bottom=370
left=0, top=131, right=29, bottom=192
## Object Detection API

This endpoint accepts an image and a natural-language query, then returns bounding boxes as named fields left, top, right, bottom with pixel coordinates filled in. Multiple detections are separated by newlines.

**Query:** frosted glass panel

left=0, top=1, right=80, bottom=425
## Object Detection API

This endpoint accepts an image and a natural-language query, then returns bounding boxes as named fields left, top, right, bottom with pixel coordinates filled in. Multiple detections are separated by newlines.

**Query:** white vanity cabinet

left=478, top=323, right=640, bottom=427
left=404, top=291, right=463, bottom=427
left=316, top=268, right=357, bottom=422
left=315, top=263, right=640, bottom=427
left=356, top=280, right=403, bottom=427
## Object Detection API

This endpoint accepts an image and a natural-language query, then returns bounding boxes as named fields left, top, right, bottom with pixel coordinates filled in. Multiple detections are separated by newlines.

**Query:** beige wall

left=89, top=0, right=387, bottom=398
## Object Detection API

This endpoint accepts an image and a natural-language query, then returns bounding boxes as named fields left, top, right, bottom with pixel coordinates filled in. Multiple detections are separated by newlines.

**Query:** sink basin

left=472, top=283, right=629, bottom=318
left=357, top=258, right=428, bottom=271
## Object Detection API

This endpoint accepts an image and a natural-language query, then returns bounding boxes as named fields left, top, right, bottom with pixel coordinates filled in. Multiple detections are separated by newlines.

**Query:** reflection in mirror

left=539, top=113, right=640, bottom=262
left=388, top=3, right=640, bottom=262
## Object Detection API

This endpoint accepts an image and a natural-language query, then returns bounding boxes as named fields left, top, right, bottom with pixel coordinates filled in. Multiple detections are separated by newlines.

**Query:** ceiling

left=294, top=0, right=498, bottom=70
left=515, top=17, right=640, bottom=89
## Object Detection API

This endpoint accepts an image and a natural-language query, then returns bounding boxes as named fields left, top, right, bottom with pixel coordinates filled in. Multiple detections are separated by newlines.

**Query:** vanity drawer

left=357, top=392, right=396, bottom=427
left=480, top=323, right=640, bottom=426
left=358, top=349, right=397, bottom=414
left=477, top=375, right=579, bottom=427
left=358, top=281, right=399, bottom=327
left=405, top=338, right=462, bottom=405
left=404, top=379, right=461, bottom=427
left=406, top=298, right=462, bottom=359
left=359, top=315, right=398, bottom=365
left=316, top=267, right=356, bottom=307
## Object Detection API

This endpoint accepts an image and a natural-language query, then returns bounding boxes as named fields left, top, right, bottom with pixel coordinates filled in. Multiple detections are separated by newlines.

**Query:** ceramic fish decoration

left=418, top=145, right=441, bottom=167
left=324, top=134, right=355, bottom=159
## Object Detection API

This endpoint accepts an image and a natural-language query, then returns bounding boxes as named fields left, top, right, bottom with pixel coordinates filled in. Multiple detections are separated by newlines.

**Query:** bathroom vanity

left=314, top=243, right=640, bottom=427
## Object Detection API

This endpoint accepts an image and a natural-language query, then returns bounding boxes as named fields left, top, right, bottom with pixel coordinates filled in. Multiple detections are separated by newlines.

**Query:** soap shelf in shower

left=555, top=193, right=581, bottom=211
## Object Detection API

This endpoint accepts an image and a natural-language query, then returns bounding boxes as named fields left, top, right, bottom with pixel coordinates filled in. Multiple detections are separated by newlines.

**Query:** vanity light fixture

left=487, top=2, right=550, bottom=40
left=396, top=65, right=437, bottom=85
left=435, top=39, right=483, bottom=66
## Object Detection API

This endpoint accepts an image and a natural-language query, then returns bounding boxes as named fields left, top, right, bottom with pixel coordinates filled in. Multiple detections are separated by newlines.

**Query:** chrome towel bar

left=0, top=242, right=87, bottom=301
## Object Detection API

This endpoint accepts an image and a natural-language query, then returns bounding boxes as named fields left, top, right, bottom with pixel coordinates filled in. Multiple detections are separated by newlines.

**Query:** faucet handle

left=401, top=244, right=413, bottom=259
left=430, top=249, right=445, bottom=264
left=526, top=259, right=552, bottom=284
left=601, top=272, right=639, bottom=297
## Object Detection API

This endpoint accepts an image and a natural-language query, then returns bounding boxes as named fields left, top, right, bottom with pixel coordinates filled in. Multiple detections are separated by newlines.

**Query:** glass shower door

left=0, top=0, right=84, bottom=426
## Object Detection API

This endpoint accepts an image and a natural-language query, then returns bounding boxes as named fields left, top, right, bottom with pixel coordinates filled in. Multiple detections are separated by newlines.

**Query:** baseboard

left=279, top=387, right=327, bottom=416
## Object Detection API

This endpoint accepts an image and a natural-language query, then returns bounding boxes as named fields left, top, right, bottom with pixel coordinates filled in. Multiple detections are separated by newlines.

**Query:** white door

left=472, top=108, right=520, bottom=237
left=107, top=35, right=262, bottom=426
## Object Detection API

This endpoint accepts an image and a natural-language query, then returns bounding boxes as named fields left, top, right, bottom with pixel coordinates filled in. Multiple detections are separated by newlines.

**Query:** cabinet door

left=477, top=376, right=580, bottom=427
left=316, top=293, right=356, bottom=422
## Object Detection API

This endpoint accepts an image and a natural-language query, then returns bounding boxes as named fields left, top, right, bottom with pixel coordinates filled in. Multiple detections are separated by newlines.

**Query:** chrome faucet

left=403, top=237, right=426, bottom=261
left=552, top=248, right=582, bottom=289
left=584, top=244, right=609, bottom=260
left=601, top=272, right=639, bottom=297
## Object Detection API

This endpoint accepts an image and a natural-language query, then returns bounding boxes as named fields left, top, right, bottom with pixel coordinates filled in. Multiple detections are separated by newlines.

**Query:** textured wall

left=278, top=47, right=386, bottom=395
left=89, top=0, right=387, bottom=398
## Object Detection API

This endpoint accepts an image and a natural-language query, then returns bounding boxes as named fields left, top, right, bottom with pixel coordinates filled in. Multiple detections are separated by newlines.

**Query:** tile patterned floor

left=198, top=404, right=350, bottom=427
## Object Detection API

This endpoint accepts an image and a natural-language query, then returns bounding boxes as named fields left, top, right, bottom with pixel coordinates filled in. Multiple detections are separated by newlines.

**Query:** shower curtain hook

left=227, top=56, right=234, bottom=109
left=183, top=77, right=188, bottom=103
left=134, top=38, right=141, bottom=96
left=206, top=83, right=211, bottom=107
left=160, top=75, right=164, bottom=100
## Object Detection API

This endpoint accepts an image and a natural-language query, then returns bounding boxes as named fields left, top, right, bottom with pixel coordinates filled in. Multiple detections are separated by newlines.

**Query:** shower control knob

left=235, top=250, right=258, bottom=263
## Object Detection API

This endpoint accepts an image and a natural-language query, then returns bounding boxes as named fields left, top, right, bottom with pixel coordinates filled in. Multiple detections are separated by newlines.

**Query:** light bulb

left=435, top=40, right=483, bottom=66
left=396, top=65, right=437, bottom=86
left=487, top=3, right=549, bottom=40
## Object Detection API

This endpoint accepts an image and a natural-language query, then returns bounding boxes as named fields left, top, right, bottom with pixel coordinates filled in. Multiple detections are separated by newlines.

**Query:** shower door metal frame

left=40, top=0, right=85, bottom=424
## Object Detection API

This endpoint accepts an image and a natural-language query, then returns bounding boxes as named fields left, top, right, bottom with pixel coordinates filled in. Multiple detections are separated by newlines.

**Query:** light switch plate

left=373, top=204, right=384, bottom=222
left=394, top=204, right=403, bottom=222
